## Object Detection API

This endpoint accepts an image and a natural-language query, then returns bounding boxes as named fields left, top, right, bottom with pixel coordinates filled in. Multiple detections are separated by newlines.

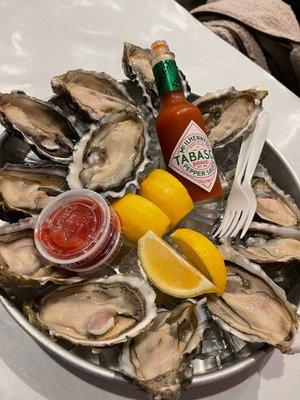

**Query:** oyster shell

left=252, top=165, right=300, bottom=227
left=0, top=91, right=79, bottom=162
left=122, top=42, right=160, bottom=114
left=207, top=243, right=298, bottom=353
left=51, top=70, right=135, bottom=122
left=67, top=111, right=149, bottom=196
left=122, top=42, right=190, bottom=115
left=24, top=275, right=157, bottom=346
left=193, top=87, right=268, bottom=148
left=0, top=163, right=68, bottom=221
left=0, top=218, right=83, bottom=294
left=118, top=300, right=208, bottom=400
left=232, top=221, right=300, bottom=264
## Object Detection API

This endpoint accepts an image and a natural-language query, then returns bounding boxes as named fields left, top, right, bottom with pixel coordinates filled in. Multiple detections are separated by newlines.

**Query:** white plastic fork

left=214, top=130, right=252, bottom=238
left=238, top=112, right=270, bottom=237
left=215, top=111, right=269, bottom=238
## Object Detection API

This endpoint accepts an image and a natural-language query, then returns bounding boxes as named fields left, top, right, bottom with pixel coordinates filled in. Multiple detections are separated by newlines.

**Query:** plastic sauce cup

left=34, top=189, right=122, bottom=272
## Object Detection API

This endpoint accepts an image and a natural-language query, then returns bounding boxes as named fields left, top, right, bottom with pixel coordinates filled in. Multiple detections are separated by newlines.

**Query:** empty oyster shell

left=0, top=218, right=83, bottom=294
left=208, top=243, right=298, bottom=353
left=67, top=111, right=150, bottom=196
left=24, top=275, right=157, bottom=346
left=51, top=70, right=135, bottom=122
left=0, top=91, right=79, bottom=162
left=252, top=165, right=300, bottom=227
left=193, top=87, right=268, bottom=148
left=232, top=221, right=300, bottom=264
left=118, top=300, right=208, bottom=400
left=0, top=163, right=68, bottom=221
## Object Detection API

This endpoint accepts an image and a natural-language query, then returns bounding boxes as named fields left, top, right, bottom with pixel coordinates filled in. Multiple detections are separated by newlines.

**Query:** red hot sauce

left=151, top=40, right=223, bottom=202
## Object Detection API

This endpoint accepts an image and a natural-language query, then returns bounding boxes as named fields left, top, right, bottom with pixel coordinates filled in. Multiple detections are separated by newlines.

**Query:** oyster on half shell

left=193, top=87, right=268, bottom=148
left=207, top=244, right=298, bottom=353
left=252, top=165, right=300, bottom=227
left=0, top=163, right=68, bottom=221
left=51, top=70, right=135, bottom=122
left=232, top=222, right=300, bottom=264
left=0, top=91, right=79, bottom=162
left=67, top=111, right=149, bottom=195
left=24, top=275, right=157, bottom=347
left=118, top=300, right=208, bottom=400
left=0, top=218, right=83, bottom=295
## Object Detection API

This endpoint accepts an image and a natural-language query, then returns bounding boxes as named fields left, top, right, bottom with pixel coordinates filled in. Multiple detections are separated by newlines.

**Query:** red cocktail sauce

left=34, top=190, right=122, bottom=272
left=38, top=198, right=105, bottom=260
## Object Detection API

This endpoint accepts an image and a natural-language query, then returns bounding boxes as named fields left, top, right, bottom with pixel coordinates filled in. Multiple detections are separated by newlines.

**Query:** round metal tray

left=0, top=113, right=299, bottom=387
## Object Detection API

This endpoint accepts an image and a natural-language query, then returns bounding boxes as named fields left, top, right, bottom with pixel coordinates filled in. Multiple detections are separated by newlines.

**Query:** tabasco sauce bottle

left=151, top=40, right=223, bottom=202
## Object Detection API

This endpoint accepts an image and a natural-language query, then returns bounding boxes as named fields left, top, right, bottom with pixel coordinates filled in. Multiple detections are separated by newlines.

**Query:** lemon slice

left=112, top=194, right=170, bottom=243
left=138, top=231, right=217, bottom=298
left=171, top=228, right=227, bottom=295
left=138, top=169, right=194, bottom=227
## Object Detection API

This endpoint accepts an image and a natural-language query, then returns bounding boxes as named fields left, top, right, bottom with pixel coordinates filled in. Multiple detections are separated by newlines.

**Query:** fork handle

left=233, top=129, right=253, bottom=182
left=243, top=112, right=270, bottom=184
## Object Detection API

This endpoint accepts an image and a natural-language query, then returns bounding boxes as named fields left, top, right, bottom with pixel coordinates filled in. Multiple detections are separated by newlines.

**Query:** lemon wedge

left=138, top=169, right=194, bottom=227
left=138, top=231, right=217, bottom=298
left=171, top=228, right=227, bottom=295
left=112, top=194, right=170, bottom=243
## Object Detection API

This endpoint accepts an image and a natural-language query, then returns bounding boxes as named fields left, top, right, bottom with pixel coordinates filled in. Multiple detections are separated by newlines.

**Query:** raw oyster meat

left=0, top=91, right=79, bottom=162
left=252, top=165, right=300, bottom=227
left=24, top=275, right=157, bottom=346
left=67, top=111, right=148, bottom=195
left=51, top=70, right=135, bottom=122
left=0, top=163, right=68, bottom=221
left=193, top=87, right=268, bottom=148
left=225, top=164, right=300, bottom=227
left=0, top=218, right=82, bottom=293
left=232, top=222, right=300, bottom=264
left=207, top=243, right=298, bottom=353
left=118, top=300, right=208, bottom=400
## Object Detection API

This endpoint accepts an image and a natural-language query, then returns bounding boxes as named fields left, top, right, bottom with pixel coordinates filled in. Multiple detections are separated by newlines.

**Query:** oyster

left=122, top=42, right=160, bottom=114
left=0, top=218, right=82, bottom=294
left=24, top=275, right=157, bottom=346
left=51, top=70, right=135, bottom=122
left=193, top=87, right=268, bottom=148
left=252, top=165, right=300, bottom=227
left=207, top=244, right=298, bottom=353
left=232, top=221, right=300, bottom=264
left=0, top=91, right=79, bottom=162
left=0, top=163, right=68, bottom=221
left=118, top=300, right=208, bottom=400
left=122, top=42, right=190, bottom=115
left=67, top=111, right=149, bottom=195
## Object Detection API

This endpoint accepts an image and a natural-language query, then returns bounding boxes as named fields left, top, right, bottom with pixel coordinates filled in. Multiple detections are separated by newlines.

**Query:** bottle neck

left=152, top=58, right=183, bottom=98
left=160, top=90, right=186, bottom=106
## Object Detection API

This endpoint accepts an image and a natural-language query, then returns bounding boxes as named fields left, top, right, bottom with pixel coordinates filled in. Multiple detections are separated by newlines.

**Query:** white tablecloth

left=0, top=1, right=299, bottom=399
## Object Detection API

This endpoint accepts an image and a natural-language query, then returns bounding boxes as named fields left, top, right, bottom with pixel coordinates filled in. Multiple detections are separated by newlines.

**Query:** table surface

left=0, top=1, right=299, bottom=399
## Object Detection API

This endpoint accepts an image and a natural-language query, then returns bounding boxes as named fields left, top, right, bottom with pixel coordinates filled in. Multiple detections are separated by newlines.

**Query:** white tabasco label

left=169, top=120, right=217, bottom=192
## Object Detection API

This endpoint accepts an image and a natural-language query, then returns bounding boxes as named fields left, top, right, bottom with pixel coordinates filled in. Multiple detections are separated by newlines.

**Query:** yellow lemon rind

left=139, top=169, right=194, bottom=227
left=171, top=228, right=227, bottom=295
left=138, top=231, right=218, bottom=298
left=112, top=194, right=170, bottom=243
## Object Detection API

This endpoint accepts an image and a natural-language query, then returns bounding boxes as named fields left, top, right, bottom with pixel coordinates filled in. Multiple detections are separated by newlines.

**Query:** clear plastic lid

left=34, top=189, right=112, bottom=265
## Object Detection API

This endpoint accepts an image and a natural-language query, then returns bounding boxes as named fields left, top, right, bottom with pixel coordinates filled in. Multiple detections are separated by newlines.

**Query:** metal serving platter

left=0, top=94, right=299, bottom=387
